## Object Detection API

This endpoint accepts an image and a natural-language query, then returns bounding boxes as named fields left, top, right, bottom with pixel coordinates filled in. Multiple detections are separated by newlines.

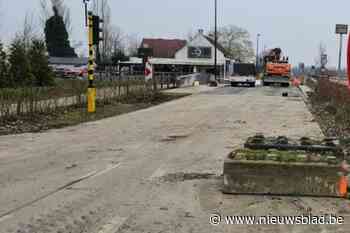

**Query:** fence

left=0, top=79, right=158, bottom=119
left=0, top=70, right=202, bottom=119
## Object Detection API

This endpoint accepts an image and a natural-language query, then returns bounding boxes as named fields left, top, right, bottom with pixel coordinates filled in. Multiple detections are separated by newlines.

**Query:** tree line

left=0, top=0, right=256, bottom=89
left=0, top=36, right=54, bottom=88
left=0, top=0, right=132, bottom=89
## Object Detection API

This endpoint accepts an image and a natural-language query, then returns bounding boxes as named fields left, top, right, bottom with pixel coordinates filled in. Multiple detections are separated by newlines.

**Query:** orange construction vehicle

left=262, top=48, right=291, bottom=87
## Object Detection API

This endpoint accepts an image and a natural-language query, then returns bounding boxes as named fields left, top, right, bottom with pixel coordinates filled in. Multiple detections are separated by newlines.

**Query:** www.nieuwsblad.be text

left=209, top=214, right=345, bottom=226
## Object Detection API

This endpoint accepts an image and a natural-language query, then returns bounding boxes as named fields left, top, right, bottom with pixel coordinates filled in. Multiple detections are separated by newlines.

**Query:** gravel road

left=0, top=85, right=349, bottom=233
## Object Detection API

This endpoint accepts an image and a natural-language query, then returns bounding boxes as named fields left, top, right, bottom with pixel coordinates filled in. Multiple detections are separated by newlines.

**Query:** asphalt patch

left=159, top=172, right=217, bottom=183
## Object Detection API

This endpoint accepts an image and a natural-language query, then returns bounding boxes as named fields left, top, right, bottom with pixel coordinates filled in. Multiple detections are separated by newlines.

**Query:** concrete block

left=223, top=159, right=344, bottom=197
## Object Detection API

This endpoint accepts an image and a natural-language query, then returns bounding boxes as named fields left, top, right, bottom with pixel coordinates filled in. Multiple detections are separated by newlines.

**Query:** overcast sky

left=1, top=0, right=349, bottom=67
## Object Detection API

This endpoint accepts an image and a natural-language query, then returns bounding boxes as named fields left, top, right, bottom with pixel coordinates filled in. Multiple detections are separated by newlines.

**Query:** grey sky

left=1, top=0, right=349, bottom=67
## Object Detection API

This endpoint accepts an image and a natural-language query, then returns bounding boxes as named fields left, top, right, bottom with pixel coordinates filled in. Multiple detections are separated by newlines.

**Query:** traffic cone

left=339, top=175, right=348, bottom=198
left=339, top=160, right=349, bottom=198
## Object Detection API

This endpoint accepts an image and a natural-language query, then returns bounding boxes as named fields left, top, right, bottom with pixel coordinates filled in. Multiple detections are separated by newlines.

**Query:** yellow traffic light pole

left=87, top=11, right=96, bottom=113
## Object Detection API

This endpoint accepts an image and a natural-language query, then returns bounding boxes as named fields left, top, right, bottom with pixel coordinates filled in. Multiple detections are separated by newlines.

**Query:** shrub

left=29, top=39, right=55, bottom=87
left=8, top=37, right=35, bottom=87
left=0, top=42, right=9, bottom=88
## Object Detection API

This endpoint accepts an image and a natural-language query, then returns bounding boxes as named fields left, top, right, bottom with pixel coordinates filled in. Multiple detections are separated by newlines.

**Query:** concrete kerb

left=298, top=85, right=313, bottom=103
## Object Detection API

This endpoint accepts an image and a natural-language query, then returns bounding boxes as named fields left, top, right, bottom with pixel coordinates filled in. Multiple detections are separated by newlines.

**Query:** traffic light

left=92, top=15, right=103, bottom=45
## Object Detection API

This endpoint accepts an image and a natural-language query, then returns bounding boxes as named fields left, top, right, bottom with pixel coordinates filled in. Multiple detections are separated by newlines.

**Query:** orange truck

left=262, top=48, right=291, bottom=87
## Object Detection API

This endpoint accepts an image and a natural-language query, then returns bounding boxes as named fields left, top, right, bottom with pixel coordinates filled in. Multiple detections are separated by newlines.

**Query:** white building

left=175, top=29, right=227, bottom=70
left=121, top=29, right=232, bottom=79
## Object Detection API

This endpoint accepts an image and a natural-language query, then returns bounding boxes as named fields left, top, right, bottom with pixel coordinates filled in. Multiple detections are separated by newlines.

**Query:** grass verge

left=307, top=78, right=350, bottom=153
left=0, top=92, right=189, bottom=136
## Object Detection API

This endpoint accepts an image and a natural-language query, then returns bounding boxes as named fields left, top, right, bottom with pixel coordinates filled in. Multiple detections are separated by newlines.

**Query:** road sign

left=145, top=58, right=153, bottom=81
left=336, top=24, right=348, bottom=34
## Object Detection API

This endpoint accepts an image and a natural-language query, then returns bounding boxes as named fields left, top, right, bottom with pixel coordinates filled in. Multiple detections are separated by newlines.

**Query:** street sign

left=336, top=24, right=348, bottom=34
left=145, top=58, right=153, bottom=81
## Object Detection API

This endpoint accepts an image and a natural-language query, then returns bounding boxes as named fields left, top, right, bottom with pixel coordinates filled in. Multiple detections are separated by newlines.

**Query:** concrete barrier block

left=223, top=159, right=344, bottom=197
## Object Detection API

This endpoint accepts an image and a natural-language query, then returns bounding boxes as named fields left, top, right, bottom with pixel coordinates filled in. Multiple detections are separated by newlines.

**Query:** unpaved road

left=0, top=86, right=349, bottom=233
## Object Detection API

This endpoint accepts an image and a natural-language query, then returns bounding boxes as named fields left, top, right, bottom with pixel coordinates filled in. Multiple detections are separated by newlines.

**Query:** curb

left=298, top=85, right=313, bottom=103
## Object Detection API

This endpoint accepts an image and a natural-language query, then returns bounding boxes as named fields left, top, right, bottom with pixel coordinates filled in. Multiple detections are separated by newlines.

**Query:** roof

left=141, top=38, right=187, bottom=58
left=48, top=57, right=88, bottom=65
left=120, top=57, right=227, bottom=66
left=203, top=35, right=228, bottom=57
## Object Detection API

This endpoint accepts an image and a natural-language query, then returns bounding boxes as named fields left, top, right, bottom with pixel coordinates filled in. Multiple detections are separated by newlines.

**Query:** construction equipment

left=262, top=48, right=291, bottom=87
left=223, top=134, right=348, bottom=197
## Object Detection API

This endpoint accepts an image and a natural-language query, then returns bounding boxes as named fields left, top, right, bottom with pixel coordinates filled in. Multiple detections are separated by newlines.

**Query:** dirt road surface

left=1, top=86, right=349, bottom=233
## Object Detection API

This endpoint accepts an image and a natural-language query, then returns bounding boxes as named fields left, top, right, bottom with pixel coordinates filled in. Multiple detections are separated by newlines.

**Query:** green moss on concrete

left=229, top=148, right=341, bottom=165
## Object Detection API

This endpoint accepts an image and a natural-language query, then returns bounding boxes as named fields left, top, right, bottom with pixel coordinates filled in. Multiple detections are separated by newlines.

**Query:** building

left=121, top=29, right=233, bottom=79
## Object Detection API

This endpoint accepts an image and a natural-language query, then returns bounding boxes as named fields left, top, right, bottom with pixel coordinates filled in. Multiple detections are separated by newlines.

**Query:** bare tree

left=62, top=6, right=72, bottom=34
left=186, top=29, right=196, bottom=41
left=0, top=0, right=2, bottom=31
left=39, top=0, right=50, bottom=28
left=92, top=0, right=99, bottom=15
left=100, top=0, right=112, bottom=61
left=52, top=0, right=72, bottom=33
left=39, top=0, right=72, bottom=33
left=126, top=34, right=141, bottom=57
left=91, top=0, right=127, bottom=63
left=210, top=25, right=254, bottom=62
left=21, top=12, right=38, bottom=49
left=110, top=26, right=125, bottom=57
left=111, top=26, right=124, bottom=49
left=314, top=42, right=327, bottom=68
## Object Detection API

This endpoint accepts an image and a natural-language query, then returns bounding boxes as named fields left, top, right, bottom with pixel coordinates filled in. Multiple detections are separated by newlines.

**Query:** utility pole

left=214, top=0, right=218, bottom=81
left=347, top=32, right=350, bottom=87
left=256, top=33, right=261, bottom=71
left=338, top=33, right=344, bottom=75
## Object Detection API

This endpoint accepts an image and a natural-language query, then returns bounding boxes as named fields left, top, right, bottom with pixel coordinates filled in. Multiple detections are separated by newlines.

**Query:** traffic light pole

left=87, top=11, right=96, bottom=113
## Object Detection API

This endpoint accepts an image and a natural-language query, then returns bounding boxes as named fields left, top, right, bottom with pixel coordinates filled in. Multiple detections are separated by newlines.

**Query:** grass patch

left=229, top=148, right=340, bottom=164
left=307, top=78, right=350, bottom=153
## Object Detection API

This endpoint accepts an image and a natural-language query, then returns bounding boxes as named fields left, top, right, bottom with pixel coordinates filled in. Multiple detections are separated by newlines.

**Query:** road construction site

left=1, top=85, right=349, bottom=233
